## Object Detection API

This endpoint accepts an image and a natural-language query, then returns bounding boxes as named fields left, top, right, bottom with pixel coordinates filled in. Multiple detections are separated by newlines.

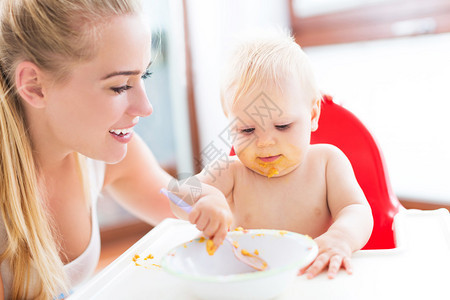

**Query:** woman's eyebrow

left=101, top=70, right=141, bottom=80
left=101, top=61, right=153, bottom=80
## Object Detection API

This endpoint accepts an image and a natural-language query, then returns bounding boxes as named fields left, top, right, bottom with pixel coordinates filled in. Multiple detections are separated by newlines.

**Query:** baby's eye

left=141, top=69, right=153, bottom=80
left=275, top=123, right=291, bottom=131
left=240, top=128, right=255, bottom=134
left=111, top=85, right=132, bottom=94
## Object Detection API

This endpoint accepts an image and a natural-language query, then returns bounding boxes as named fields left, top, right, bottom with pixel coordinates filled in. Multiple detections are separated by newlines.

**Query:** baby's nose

left=256, top=134, right=275, bottom=147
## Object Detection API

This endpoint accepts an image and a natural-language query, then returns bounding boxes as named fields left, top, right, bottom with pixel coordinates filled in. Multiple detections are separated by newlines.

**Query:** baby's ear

left=15, top=61, right=46, bottom=108
left=310, top=98, right=321, bottom=132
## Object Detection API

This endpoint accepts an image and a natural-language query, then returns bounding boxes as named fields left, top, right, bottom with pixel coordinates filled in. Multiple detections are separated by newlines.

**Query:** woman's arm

left=103, top=134, right=175, bottom=225
left=103, top=134, right=232, bottom=244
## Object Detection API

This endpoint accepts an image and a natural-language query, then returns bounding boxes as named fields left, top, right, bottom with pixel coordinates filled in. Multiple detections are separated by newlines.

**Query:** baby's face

left=228, top=78, right=319, bottom=178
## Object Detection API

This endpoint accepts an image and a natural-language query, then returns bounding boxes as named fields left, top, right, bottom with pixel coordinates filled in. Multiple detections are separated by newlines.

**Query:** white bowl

left=161, top=229, right=318, bottom=300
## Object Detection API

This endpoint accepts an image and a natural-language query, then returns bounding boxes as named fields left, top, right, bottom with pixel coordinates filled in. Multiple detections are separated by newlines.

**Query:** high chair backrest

left=311, top=95, right=403, bottom=249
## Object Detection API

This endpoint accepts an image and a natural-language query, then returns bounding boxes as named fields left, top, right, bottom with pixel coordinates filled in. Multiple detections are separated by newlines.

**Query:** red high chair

left=311, top=95, right=403, bottom=249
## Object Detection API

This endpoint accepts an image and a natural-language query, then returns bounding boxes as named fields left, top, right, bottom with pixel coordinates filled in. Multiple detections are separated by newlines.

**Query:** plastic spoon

left=160, top=188, right=268, bottom=271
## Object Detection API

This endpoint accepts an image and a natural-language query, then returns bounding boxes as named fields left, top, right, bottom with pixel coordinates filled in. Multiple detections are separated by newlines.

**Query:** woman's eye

left=141, top=69, right=153, bottom=80
left=240, top=128, right=255, bottom=134
left=111, top=85, right=132, bottom=94
left=275, top=124, right=291, bottom=131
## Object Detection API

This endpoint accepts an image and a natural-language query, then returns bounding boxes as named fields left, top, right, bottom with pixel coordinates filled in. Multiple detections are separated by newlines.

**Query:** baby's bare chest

left=230, top=171, right=331, bottom=237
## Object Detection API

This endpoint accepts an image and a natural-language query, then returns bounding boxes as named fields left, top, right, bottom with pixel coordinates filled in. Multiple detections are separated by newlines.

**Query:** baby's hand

left=188, top=194, right=232, bottom=247
left=301, top=234, right=353, bottom=279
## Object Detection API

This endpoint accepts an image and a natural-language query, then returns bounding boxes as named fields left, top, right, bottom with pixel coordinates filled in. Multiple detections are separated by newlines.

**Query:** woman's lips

left=258, top=155, right=281, bottom=163
left=109, top=127, right=134, bottom=144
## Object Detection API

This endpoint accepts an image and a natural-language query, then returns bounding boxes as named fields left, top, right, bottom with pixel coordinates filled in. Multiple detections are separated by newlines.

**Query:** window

left=290, top=0, right=450, bottom=46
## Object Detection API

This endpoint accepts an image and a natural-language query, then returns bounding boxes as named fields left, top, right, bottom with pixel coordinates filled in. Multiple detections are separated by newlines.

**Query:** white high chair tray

left=69, top=209, right=450, bottom=300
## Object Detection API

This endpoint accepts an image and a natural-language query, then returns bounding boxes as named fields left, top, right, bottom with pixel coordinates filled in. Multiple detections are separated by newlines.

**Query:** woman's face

left=42, top=14, right=152, bottom=163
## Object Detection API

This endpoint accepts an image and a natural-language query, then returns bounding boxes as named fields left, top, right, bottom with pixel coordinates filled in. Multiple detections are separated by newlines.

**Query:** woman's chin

left=104, top=151, right=127, bottom=164
left=90, top=147, right=127, bottom=164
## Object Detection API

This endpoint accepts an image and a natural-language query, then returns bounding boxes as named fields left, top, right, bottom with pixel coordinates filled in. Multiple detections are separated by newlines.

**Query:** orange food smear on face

left=206, top=239, right=217, bottom=256
left=267, top=167, right=279, bottom=178
left=256, top=157, right=282, bottom=178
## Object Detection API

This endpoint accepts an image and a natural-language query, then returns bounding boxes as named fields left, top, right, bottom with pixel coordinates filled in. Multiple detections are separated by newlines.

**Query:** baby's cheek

left=236, top=149, right=263, bottom=173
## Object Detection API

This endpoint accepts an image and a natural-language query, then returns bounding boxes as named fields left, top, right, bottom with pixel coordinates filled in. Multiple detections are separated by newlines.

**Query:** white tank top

left=63, top=158, right=104, bottom=292
left=0, top=158, right=105, bottom=299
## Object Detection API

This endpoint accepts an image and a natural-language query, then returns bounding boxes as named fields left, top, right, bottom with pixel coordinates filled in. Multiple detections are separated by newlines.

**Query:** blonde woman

left=0, top=0, right=232, bottom=299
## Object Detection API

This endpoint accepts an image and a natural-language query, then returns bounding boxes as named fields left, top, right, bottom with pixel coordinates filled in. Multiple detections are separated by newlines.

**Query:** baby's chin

left=247, top=157, right=301, bottom=178
left=252, top=166, right=296, bottom=178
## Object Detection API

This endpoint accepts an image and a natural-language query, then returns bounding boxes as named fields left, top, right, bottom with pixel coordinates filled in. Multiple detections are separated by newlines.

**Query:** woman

left=0, top=0, right=232, bottom=299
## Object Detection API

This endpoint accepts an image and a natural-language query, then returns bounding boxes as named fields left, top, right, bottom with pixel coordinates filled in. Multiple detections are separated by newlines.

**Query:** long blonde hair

left=0, top=0, right=141, bottom=299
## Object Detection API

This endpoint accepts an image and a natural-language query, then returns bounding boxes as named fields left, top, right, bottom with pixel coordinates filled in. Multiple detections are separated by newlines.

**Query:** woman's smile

left=109, top=126, right=135, bottom=143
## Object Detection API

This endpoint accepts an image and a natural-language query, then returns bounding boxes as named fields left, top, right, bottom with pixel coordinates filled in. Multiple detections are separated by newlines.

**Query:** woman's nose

left=130, top=82, right=153, bottom=117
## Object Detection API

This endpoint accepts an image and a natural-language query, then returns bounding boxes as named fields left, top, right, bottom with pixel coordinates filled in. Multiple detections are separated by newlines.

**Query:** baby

left=197, top=31, right=373, bottom=279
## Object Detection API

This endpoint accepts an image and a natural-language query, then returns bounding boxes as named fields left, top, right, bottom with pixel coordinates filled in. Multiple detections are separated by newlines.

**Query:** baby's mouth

left=258, top=155, right=282, bottom=163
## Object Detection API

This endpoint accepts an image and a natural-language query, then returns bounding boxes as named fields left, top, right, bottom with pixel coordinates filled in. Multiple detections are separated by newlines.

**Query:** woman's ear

left=15, top=61, right=46, bottom=108
left=311, top=98, right=321, bottom=132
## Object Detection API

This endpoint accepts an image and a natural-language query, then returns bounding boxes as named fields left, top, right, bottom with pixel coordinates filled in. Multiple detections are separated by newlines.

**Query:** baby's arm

left=196, top=159, right=237, bottom=204
left=305, top=146, right=373, bottom=279
left=195, top=159, right=238, bottom=234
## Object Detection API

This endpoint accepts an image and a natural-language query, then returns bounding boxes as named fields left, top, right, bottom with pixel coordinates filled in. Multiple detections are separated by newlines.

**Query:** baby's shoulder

left=307, top=143, right=347, bottom=160
left=200, top=156, right=241, bottom=178
left=307, top=144, right=354, bottom=175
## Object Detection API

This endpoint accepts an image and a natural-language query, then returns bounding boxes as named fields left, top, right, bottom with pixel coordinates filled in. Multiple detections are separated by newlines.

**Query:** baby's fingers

left=327, top=255, right=343, bottom=279
left=190, top=210, right=210, bottom=232
left=188, top=208, right=200, bottom=225
left=297, top=265, right=308, bottom=276
left=342, top=257, right=353, bottom=275
left=305, top=253, right=329, bottom=279
left=211, top=221, right=228, bottom=247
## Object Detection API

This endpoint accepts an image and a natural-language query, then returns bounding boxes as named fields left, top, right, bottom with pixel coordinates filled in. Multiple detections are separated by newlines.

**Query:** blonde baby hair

left=220, top=28, right=321, bottom=117
left=0, top=0, right=141, bottom=299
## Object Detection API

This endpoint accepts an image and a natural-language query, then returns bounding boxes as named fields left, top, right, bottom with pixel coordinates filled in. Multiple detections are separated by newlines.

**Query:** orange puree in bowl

left=241, top=249, right=251, bottom=256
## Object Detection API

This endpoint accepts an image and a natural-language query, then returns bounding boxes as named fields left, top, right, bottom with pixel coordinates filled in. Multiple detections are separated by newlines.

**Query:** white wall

left=304, top=33, right=450, bottom=204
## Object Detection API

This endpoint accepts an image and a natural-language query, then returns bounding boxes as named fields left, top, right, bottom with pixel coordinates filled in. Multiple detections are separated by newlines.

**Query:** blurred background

left=97, top=0, right=450, bottom=267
